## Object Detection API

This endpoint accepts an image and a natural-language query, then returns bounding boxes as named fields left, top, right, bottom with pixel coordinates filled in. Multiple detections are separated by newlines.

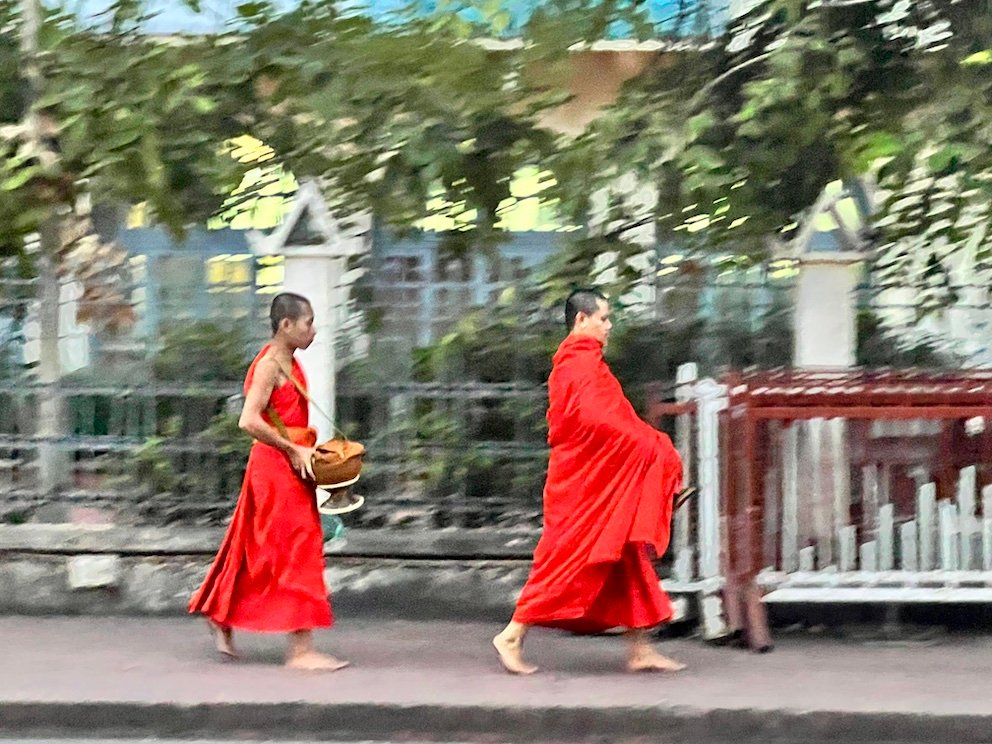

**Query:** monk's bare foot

left=286, top=651, right=350, bottom=672
left=626, top=649, right=686, bottom=673
left=493, top=634, right=538, bottom=675
left=208, top=621, right=238, bottom=659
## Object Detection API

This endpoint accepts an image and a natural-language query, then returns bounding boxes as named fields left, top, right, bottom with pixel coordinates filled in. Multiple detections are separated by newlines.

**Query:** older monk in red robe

left=493, top=288, right=685, bottom=675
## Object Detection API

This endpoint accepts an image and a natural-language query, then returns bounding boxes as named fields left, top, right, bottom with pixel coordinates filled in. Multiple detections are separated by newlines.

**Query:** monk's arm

left=566, top=376, right=653, bottom=440
left=238, top=358, right=298, bottom=454
left=569, top=372, right=682, bottom=464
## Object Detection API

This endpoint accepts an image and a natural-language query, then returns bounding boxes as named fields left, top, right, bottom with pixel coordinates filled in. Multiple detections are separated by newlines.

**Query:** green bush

left=153, top=321, right=251, bottom=382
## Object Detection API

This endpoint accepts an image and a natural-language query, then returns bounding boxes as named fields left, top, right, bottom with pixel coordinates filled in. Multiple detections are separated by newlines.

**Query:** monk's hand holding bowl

left=289, top=444, right=317, bottom=482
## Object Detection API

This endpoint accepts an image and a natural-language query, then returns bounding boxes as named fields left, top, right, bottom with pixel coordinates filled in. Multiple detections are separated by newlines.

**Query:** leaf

left=192, top=96, right=217, bottom=114
left=687, top=112, right=716, bottom=141
left=237, top=2, right=269, bottom=18
left=854, top=132, right=904, bottom=170
left=962, top=50, right=992, bottom=66
left=1, top=166, right=40, bottom=191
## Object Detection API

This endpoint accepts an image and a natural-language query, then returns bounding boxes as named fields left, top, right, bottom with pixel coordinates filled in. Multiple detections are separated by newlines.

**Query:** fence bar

left=695, top=379, right=726, bottom=579
left=829, top=418, right=848, bottom=565
left=901, top=520, right=918, bottom=572
left=839, top=526, right=857, bottom=572
left=919, top=483, right=938, bottom=571
left=763, top=427, right=780, bottom=572
left=879, top=503, right=894, bottom=571
left=751, top=406, right=992, bottom=419
left=860, top=540, right=877, bottom=572
left=672, top=363, right=696, bottom=581
left=939, top=500, right=959, bottom=572
left=781, top=423, right=799, bottom=573
left=983, top=486, right=992, bottom=571
left=958, top=465, right=978, bottom=570
left=862, top=464, right=880, bottom=534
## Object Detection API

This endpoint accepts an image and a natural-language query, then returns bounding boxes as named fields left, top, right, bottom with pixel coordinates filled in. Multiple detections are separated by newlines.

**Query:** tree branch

left=603, top=214, right=656, bottom=241
left=689, top=51, right=774, bottom=112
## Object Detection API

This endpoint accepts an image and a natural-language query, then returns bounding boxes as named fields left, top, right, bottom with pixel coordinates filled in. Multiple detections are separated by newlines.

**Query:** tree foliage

left=3, top=0, right=991, bottom=331
left=1, top=0, right=257, bottom=251
left=556, top=0, right=992, bottom=291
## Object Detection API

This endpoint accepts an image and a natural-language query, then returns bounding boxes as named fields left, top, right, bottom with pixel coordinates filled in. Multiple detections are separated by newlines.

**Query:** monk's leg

left=286, top=630, right=349, bottom=671
left=208, top=620, right=239, bottom=659
left=624, top=629, right=685, bottom=673
left=493, top=620, right=538, bottom=675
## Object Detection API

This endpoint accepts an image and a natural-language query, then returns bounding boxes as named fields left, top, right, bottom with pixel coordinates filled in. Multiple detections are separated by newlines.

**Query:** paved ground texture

left=1, top=617, right=992, bottom=743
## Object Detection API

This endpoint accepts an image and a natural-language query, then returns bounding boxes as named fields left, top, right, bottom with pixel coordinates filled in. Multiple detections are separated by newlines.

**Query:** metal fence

left=0, top=382, right=245, bottom=524
left=638, top=368, right=992, bottom=644
left=5, top=244, right=991, bottom=544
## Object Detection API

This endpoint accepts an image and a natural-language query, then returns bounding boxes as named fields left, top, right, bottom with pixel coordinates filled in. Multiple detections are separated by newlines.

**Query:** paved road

left=0, top=738, right=943, bottom=744
left=0, top=741, right=482, bottom=744
left=3, top=618, right=992, bottom=743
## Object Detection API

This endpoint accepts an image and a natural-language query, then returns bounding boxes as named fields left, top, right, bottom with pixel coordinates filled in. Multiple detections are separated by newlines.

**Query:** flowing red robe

left=512, top=335, right=682, bottom=633
left=188, top=345, right=332, bottom=632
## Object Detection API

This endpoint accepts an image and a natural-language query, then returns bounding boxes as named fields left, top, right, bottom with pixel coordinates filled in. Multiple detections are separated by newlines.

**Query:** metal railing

left=650, top=369, right=992, bottom=647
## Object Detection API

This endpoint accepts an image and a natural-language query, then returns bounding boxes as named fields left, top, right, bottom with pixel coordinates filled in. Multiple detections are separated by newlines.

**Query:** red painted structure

left=647, top=369, right=992, bottom=651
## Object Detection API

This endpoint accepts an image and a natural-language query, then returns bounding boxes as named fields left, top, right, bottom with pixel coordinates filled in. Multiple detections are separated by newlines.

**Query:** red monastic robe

left=512, top=335, right=682, bottom=633
left=189, top=345, right=332, bottom=632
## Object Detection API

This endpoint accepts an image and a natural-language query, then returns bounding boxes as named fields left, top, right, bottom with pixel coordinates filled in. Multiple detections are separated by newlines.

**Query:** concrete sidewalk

left=1, top=617, right=991, bottom=743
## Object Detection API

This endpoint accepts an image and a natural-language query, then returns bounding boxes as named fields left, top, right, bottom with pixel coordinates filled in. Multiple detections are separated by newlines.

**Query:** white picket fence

left=655, top=364, right=727, bottom=636
left=659, top=364, right=992, bottom=637
left=759, top=460, right=992, bottom=604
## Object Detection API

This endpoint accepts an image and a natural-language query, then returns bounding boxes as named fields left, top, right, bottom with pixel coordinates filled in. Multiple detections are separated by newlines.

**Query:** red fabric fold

left=513, top=335, right=682, bottom=632
left=189, top=344, right=332, bottom=633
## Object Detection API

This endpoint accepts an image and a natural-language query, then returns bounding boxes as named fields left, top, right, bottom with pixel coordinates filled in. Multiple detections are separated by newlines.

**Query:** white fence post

left=695, top=377, right=728, bottom=580
left=672, top=363, right=697, bottom=582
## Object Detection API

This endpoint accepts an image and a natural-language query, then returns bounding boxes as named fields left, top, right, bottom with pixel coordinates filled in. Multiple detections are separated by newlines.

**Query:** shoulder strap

left=266, top=404, right=291, bottom=440
left=265, top=353, right=348, bottom=439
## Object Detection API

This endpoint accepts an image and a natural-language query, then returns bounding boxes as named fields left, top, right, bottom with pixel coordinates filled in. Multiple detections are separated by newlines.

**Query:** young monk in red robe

left=493, top=288, right=685, bottom=675
left=189, top=292, right=347, bottom=672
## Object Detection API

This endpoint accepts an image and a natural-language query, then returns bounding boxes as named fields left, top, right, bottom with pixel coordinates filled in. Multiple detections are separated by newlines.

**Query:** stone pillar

left=792, top=252, right=863, bottom=574
left=253, top=183, right=369, bottom=442
left=793, top=253, right=863, bottom=369
left=281, top=251, right=347, bottom=440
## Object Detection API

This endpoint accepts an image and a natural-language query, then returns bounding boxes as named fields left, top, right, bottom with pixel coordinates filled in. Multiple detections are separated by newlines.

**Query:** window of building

left=255, top=256, right=285, bottom=294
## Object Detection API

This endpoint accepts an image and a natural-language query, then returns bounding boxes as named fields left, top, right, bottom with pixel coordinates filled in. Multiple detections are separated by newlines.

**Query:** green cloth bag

left=321, top=513, right=347, bottom=541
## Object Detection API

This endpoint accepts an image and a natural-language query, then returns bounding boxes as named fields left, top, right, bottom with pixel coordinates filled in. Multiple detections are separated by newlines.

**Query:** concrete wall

left=0, top=525, right=692, bottom=622
left=0, top=525, right=533, bottom=620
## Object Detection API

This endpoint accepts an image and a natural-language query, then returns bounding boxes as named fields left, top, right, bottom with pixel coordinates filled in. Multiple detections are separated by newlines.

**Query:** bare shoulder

left=251, top=356, right=283, bottom=388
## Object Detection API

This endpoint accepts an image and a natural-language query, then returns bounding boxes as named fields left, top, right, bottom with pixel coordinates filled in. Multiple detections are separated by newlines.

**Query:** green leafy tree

left=551, top=1, right=992, bottom=294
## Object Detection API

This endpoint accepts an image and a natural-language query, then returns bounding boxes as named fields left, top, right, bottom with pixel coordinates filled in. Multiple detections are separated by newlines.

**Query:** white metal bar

left=939, top=499, right=959, bottom=572
left=860, top=540, right=877, bottom=572
left=764, top=587, right=992, bottom=604
left=674, top=548, right=694, bottom=583
left=879, top=503, right=894, bottom=571
left=763, top=422, right=780, bottom=572
left=839, top=525, right=857, bottom=572
left=958, top=465, right=978, bottom=570
left=984, top=485, right=992, bottom=571
left=918, top=483, right=937, bottom=571
left=809, top=418, right=833, bottom=568
left=672, top=363, right=696, bottom=578
left=694, top=378, right=726, bottom=579
left=781, top=423, right=799, bottom=573
left=758, top=569, right=992, bottom=589
left=862, top=464, right=880, bottom=533
left=900, top=520, right=918, bottom=572
left=829, top=418, right=849, bottom=549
